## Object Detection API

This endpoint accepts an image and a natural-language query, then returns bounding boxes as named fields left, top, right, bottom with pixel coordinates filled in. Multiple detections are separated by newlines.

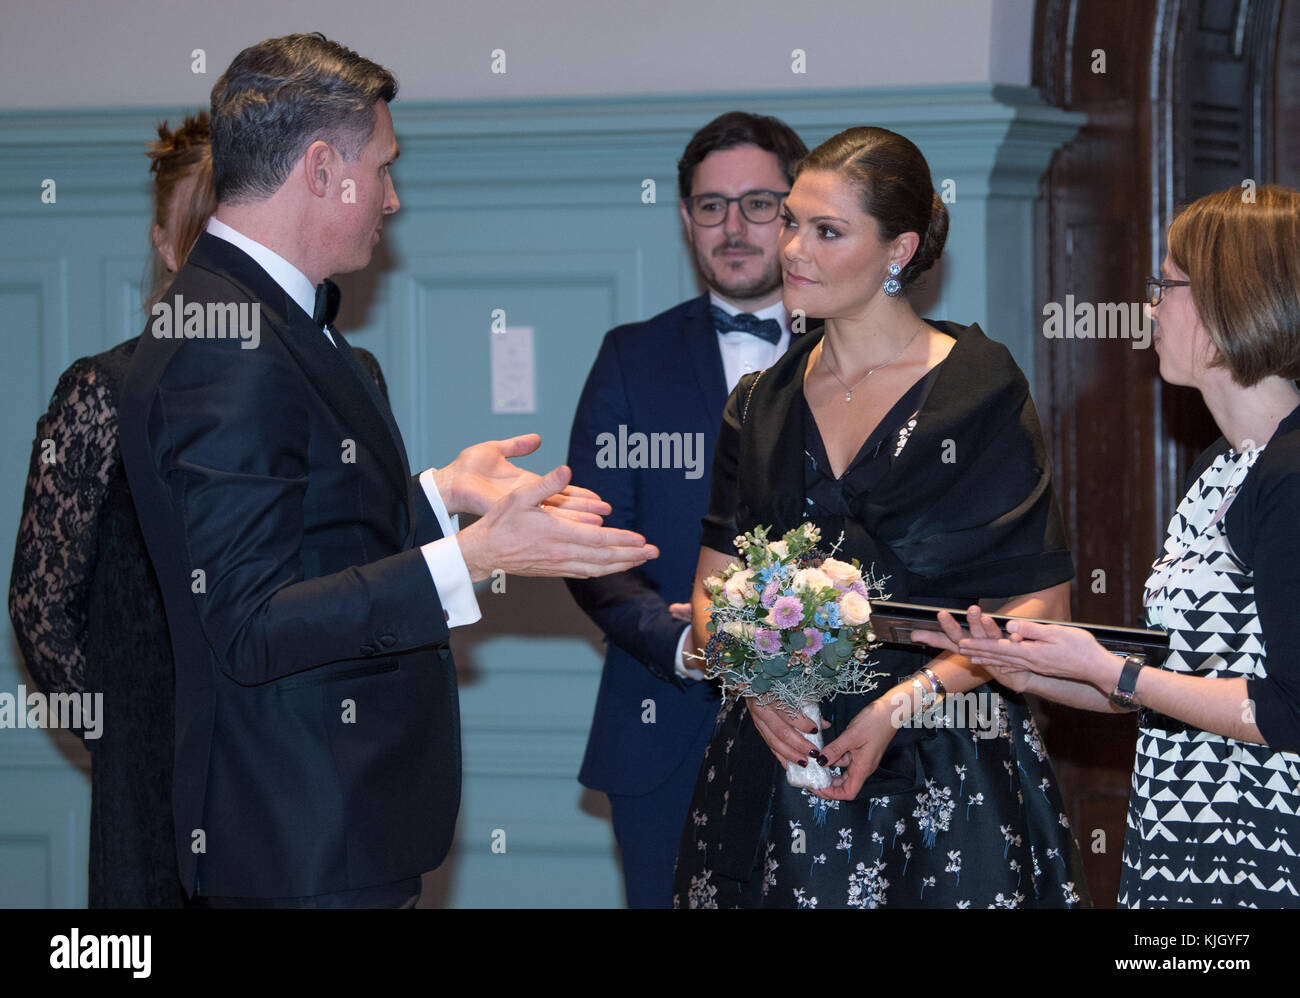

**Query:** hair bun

left=148, top=111, right=211, bottom=170
left=907, top=191, right=948, bottom=281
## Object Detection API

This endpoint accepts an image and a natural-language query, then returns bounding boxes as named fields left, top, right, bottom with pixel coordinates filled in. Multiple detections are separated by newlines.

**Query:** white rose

left=839, top=591, right=873, bottom=626
left=723, top=569, right=757, bottom=607
left=821, top=558, right=862, bottom=590
left=722, top=620, right=755, bottom=642
left=768, top=540, right=790, bottom=560
left=793, top=567, right=834, bottom=593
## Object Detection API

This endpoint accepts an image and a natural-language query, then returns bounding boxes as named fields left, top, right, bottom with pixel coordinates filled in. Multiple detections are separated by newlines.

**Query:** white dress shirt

left=204, top=218, right=481, bottom=628
left=711, top=293, right=792, bottom=394
left=674, top=293, right=792, bottom=679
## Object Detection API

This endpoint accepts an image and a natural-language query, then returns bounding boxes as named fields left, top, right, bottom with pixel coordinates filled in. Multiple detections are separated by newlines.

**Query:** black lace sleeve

left=8, top=357, right=118, bottom=696
left=352, top=346, right=390, bottom=403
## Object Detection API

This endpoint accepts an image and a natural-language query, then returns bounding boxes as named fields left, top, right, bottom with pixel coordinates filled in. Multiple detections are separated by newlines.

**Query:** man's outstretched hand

left=434, top=433, right=609, bottom=522
left=456, top=465, right=658, bottom=581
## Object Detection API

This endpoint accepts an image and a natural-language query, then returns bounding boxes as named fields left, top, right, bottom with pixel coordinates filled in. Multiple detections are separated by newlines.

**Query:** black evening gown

left=9, top=335, right=390, bottom=907
left=674, top=321, right=1091, bottom=909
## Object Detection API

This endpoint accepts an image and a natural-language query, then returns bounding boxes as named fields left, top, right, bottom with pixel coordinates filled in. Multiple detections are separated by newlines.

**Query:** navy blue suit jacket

left=565, top=295, right=733, bottom=797
left=119, top=233, right=460, bottom=898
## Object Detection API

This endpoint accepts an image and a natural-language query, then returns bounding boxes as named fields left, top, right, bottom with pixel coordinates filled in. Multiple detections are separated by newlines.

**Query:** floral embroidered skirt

left=674, top=687, right=1091, bottom=909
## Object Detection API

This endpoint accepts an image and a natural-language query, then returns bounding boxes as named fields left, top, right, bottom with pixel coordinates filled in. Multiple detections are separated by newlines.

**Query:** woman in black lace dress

left=674, top=127, right=1089, bottom=909
left=7, top=114, right=393, bottom=907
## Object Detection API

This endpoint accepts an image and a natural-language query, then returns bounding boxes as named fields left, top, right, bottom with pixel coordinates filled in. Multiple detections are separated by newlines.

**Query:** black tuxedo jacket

left=119, top=233, right=460, bottom=898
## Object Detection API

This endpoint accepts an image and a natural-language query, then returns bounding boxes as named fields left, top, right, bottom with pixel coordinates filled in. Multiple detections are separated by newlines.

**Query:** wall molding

left=0, top=84, right=1084, bottom=373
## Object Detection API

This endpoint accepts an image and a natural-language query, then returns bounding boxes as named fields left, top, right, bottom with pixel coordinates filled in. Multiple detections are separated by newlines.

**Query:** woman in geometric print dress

left=673, top=127, right=1090, bottom=909
left=927, top=185, right=1300, bottom=907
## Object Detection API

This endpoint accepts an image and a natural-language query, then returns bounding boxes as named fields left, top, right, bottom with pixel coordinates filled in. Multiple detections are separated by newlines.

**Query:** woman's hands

left=915, top=605, right=1120, bottom=693
left=914, top=606, right=1033, bottom=692
left=746, top=697, right=829, bottom=768
left=745, top=695, right=896, bottom=801
left=817, top=699, right=896, bottom=800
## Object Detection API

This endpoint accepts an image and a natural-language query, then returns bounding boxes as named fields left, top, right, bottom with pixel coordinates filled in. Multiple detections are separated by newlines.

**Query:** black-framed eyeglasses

left=1145, top=276, right=1190, bottom=307
left=683, top=190, right=789, bottom=226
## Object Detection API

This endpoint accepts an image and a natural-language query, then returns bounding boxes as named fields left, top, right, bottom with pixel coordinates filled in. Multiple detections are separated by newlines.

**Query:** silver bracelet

left=910, top=675, right=934, bottom=713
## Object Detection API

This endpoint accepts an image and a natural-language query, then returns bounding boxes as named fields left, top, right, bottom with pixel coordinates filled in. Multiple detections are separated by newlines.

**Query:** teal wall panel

left=0, top=85, right=1082, bottom=908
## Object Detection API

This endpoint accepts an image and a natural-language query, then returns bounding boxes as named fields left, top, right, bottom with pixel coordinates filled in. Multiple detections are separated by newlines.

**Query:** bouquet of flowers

left=699, top=523, right=888, bottom=791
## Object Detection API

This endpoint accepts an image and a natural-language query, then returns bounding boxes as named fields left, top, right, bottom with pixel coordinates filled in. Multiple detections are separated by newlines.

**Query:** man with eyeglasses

left=566, top=111, right=808, bottom=908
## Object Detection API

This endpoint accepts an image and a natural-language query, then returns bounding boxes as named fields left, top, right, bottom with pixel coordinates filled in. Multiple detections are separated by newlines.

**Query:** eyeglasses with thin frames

left=683, top=190, right=789, bottom=226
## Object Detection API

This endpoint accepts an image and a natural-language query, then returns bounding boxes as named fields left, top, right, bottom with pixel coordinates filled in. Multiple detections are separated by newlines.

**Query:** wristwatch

left=1107, top=654, right=1147, bottom=711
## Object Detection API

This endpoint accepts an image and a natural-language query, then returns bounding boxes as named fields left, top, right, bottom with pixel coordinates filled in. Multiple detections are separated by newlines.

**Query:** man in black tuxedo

left=119, top=33, right=656, bottom=907
left=566, top=112, right=807, bottom=907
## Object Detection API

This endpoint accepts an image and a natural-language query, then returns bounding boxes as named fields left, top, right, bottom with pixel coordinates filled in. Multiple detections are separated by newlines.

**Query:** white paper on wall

left=490, top=325, right=536, bottom=414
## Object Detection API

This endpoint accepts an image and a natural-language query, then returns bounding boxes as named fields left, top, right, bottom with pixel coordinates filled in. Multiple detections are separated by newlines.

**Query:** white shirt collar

left=707, top=291, right=789, bottom=333
left=205, top=217, right=318, bottom=322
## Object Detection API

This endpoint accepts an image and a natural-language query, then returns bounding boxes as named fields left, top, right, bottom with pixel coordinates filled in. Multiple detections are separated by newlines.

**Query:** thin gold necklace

left=820, top=324, right=925, bottom=403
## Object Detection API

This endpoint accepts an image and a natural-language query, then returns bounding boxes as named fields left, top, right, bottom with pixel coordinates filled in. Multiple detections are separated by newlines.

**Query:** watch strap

left=1108, top=654, right=1146, bottom=711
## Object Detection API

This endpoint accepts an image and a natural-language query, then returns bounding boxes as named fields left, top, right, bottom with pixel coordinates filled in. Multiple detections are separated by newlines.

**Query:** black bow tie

left=707, top=304, right=782, bottom=344
left=313, top=279, right=341, bottom=329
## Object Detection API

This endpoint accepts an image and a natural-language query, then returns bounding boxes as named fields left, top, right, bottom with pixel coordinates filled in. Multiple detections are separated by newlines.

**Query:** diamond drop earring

left=882, top=263, right=902, bottom=297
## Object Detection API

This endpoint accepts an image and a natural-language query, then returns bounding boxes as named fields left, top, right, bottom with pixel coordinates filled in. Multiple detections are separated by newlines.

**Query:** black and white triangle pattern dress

left=1123, top=444, right=1300, bottom=907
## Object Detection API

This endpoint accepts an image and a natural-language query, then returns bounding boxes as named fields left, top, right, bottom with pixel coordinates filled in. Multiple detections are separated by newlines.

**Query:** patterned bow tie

left=313, top=279, right=341, bottom=329
left=708, top=304, right=783, bottom=344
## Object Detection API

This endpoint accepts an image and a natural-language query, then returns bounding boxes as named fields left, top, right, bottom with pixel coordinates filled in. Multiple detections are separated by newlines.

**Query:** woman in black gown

left=673, top=127, right=1090, bottom=909
left=8, top=114, right=392, bottom=907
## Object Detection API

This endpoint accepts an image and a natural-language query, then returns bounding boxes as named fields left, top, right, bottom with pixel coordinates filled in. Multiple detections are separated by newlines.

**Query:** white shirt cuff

left=420, top=537, right=481, bottom=628
left=675, top=624, right=707, bottom=681
left=419, top=467, right=459, bottom=535
left=418, top=468, right=480, bottom=628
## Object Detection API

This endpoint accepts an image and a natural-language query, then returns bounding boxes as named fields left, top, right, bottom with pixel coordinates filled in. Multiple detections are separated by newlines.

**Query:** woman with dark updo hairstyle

left=674, top=127, right=1089, bottom=908
left=8, top=112, right=391, bottom=907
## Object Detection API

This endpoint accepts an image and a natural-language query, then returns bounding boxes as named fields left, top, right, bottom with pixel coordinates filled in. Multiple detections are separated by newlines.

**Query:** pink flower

left=754, top=629, right=782, bottom=656
left=761, top=580, right=781, bottom=608
left=771, top=596, right=804, bottom=629
left=802, top=628, right=824, bottom=655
